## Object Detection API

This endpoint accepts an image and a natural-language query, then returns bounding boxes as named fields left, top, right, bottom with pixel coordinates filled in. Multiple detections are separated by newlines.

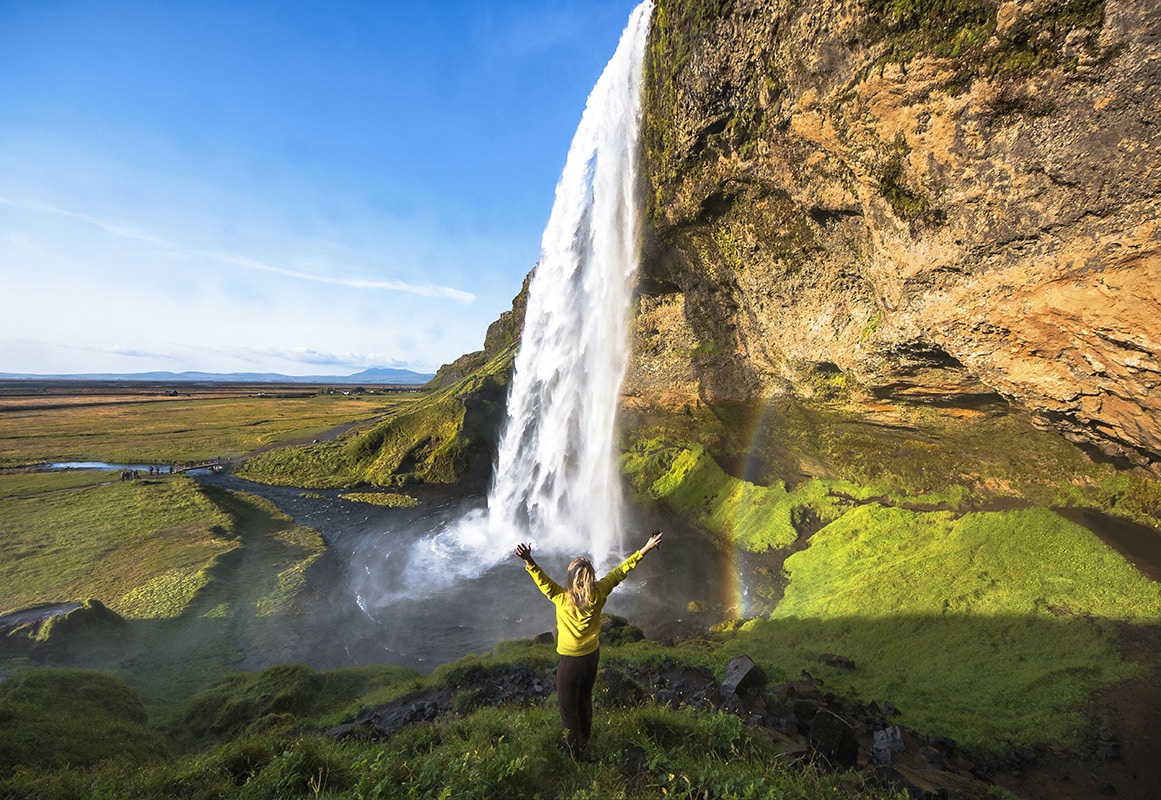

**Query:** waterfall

left=411, top=1, right=652, bottom=580
left=484, top=1, right=652, bottom=567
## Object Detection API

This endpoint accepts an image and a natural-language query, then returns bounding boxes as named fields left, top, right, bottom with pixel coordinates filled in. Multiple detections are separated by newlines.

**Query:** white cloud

left=0, top=197, right=477, bottom=302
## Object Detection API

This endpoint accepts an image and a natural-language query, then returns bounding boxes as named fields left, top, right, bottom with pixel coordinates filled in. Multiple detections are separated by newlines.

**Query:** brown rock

left=638, top=0, right=1161, bottom=473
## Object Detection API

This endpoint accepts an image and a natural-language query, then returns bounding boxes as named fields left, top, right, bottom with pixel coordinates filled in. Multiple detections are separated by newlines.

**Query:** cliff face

left=633, top=0, right=1161, bottom=473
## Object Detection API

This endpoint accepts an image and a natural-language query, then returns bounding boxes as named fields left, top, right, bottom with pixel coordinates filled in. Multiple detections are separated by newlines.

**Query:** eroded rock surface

left=635, top=0, right=1161, bottom=472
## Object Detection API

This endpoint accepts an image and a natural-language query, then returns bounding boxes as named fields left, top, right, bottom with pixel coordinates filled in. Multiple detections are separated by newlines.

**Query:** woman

left=514, top=531, right=664, bottom=758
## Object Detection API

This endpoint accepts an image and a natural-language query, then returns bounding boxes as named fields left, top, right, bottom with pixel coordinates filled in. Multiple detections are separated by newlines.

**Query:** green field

left=0, top=388, right=397, bottom=708
left=0, top=391, right=414, bottom=467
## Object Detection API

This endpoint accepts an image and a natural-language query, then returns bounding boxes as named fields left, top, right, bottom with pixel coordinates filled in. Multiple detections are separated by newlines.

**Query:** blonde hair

left=566, top=557, right=596, bottom=612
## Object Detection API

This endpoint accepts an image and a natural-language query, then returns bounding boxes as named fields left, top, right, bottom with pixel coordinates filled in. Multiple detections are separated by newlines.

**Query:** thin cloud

left=0, top=197, right=168, bottom=246
left=1, top=197, right=477, bottom=302
left=209, top=252, right=476, bottom=301
left=215, top=345, right=406, bottom=371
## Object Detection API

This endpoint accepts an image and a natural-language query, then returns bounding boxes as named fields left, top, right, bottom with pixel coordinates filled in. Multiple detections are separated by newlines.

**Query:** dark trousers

left=556, top=648, right=600, bottom=755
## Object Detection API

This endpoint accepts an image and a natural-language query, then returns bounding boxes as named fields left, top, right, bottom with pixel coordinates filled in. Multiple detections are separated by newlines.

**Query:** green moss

left=179, top=664, right=418, bottom=743
left=622, top=437, right=843, bottom=552
left=876, top=132, right=944, bottom=223
left=777, top=505, right=1161, bottom=621
left=716, top=504, right=1160, bottom=749
left=864, top=0, right=1107, bottom=79
left=339, top=491, right=420, bottom=508
left=0, top=668, right=167, bottom=774
left=239, top=345, right=516, bottom=489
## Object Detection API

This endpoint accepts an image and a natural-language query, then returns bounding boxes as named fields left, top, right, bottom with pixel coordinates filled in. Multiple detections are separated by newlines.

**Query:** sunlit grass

left=0, top=394, right=402, bottom=467
left=0, top=476, right=236, bottom=618
left=776, top=505, right=1161, bottom=621
left=621, top=421, right=1161, bottom=752
left=709, top=505, right=1161, bottom=750
left=0, top=469, right=115, bottom=499
left=338, top=491, right=419, bottom=508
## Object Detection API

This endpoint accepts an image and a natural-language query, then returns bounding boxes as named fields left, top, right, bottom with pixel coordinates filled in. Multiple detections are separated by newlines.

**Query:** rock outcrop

left=635, top=0, right=1161, bottom=473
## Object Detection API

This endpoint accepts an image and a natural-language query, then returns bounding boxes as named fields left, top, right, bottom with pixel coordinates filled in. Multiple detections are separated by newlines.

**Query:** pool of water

left=193, top=471, right=737, bottom=673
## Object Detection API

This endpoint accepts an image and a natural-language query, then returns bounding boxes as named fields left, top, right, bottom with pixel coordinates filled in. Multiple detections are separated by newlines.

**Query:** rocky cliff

left=632, top=0, right=1160, bottom=474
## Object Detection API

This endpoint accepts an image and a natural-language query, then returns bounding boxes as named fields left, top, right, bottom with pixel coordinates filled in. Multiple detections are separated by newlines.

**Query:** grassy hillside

left=621, top=401, right=1161, bottom=752
left=237, top=346, right=516, bottom=489
left=0, top=473, right=327, bottom=710
left=0, top=392, right=393, bottom=468
left=0, top=649, right=910, bottom=800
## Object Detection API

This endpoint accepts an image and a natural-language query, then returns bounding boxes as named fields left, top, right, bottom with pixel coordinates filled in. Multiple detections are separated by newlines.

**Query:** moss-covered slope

left=237, top=277, right=530, bottom=489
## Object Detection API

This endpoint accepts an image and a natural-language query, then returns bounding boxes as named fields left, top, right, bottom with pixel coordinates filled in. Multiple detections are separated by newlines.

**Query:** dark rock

left=793, top=699, right=821, bottom=723
left=721, top=655, right=767, bottom=697
left=1091, top=773, right=1118, bottom=796
left=819, top=653, right=857, bottom=671
left=875, top=765, right=947, bottom=800
left=871, top=725, right=906, bottom=765
left=1096, top=734, right=1121, bottom=762
left=921, top=746, right=948, bottom=771
left=330, top=691, right=454, bottom=740
left=598, top=668, right=646, bottom=708
left=651, top=663, right=720, bottom=709
left=808, top=708, right=860, bottom=768
left=533, top=631, right=554, bottom=645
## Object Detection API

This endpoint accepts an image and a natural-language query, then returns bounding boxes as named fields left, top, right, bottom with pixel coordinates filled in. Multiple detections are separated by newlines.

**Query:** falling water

left=484, top=1, right=652, bottom=567
left=350, top=2, right=654, bottom=622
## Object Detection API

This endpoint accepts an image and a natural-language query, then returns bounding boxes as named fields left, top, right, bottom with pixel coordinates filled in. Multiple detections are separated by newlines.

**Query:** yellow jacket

left=525, top=551, right=644, bottom=656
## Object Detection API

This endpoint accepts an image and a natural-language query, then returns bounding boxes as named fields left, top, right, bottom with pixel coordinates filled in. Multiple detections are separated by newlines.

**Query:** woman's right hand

left=642, top=530, right=664, bottom=554
left=515, top=542, right=533, bottom=563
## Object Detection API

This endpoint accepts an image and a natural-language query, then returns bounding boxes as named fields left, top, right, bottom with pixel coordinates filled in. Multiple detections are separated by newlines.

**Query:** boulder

left=721, top=655, right=767, bottom=697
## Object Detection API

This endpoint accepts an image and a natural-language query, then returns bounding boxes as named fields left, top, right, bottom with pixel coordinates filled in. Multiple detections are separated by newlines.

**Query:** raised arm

left=516, top=542, right=564, bottom=599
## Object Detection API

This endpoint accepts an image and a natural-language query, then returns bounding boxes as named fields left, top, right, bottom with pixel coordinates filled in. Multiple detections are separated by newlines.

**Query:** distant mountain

left=0, top=368, right=434, bottom=385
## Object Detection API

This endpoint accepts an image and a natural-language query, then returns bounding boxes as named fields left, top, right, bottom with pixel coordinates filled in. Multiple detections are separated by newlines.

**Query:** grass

left=0, top=660, right=909, bottom=800
left=0, top=668, right=168, bottom=775
left=0, top=474, right=327, bottom=714
left=339, top=491, right=420, bottom=508
left=0, top=476, right=236, bottom=618
left=0, top=469, right=114, bottom=499
left=0, top=393, right=398, bottom=468
left=2, top=382, right=1159, bottom=794
left=775, top=505, right=1160, bottom=621
left=620, top=405, right=1161, bottom=750
left=238, top=346, right=514, bottom=489
left=722, top=504, right=1160, bottom=749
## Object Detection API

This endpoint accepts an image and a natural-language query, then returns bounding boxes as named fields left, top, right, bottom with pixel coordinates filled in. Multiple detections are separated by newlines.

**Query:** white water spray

left=484, top=1, right=652, bottom=567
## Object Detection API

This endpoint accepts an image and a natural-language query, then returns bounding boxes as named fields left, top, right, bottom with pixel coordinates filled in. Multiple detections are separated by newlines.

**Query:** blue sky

left=0, top=0, right=642, bottom=376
